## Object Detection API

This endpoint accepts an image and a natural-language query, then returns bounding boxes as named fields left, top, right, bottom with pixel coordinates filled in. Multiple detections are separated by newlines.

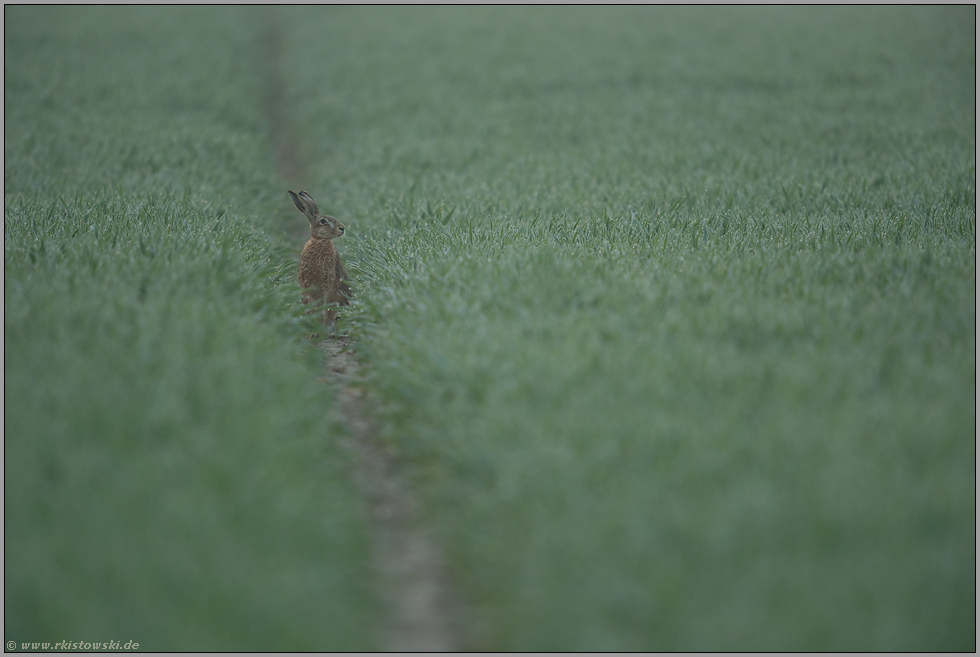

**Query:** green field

left=5, top=6, right=976, bottom=651
left=4, top=7, right=377, bottom=651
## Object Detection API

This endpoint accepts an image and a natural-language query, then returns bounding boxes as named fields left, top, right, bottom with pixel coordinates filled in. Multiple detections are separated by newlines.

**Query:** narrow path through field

left=262, top=14, right=460, bottom=652
left=324, top=339, right=460, bottom=651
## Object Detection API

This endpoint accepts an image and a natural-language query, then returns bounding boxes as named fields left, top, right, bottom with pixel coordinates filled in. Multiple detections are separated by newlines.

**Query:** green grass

left=5, top=5, right=975, bottom=652
left=280, top=6, right=976, bottom=651
left=5, top=7, right=377, bottom=650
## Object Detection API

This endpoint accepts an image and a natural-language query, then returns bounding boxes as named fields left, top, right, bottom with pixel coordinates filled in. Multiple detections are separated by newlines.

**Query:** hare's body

left=299, top=235, right=351, bottom=321
left=290, top=190, right=351, bottom=326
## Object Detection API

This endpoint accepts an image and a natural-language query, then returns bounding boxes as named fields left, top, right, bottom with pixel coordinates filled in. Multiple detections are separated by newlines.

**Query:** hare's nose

left=338, top=225, right=345, bottom=234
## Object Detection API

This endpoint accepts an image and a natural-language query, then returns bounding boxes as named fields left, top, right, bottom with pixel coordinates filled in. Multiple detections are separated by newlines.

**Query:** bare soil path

left=324, top=339, right=460, bottom=651
left=262, top=14, right=461, bottom=652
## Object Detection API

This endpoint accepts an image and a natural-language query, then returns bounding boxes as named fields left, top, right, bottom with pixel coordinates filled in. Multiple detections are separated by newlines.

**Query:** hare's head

left=288, top=190, right=345, bottom=240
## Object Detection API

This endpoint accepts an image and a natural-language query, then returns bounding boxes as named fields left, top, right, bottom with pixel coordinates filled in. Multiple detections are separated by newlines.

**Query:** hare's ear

left=297, top=191, right=321, bottom=217
left=288, top=190, right=312, bottom=218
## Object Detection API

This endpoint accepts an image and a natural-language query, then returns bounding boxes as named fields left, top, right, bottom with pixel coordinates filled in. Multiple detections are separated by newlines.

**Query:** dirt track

left=324, top=339, right=459, bottom=651
left=263, top=14, right=460, bottom=651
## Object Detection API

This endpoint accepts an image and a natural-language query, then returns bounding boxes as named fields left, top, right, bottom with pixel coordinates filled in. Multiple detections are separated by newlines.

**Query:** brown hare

left=289, top=190, right=352, bottom=326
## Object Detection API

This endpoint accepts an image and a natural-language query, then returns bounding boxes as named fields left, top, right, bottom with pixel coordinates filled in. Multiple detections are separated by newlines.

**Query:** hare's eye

left=319, top=218, right=327, bottom=225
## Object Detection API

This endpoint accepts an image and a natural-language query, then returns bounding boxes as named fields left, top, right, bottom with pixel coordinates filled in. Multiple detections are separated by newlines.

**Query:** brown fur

left=289, top=190, right=351, bottom=326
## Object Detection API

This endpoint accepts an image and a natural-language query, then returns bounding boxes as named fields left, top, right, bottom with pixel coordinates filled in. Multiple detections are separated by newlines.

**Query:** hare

left=289, top=190, right=352, bottom=326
